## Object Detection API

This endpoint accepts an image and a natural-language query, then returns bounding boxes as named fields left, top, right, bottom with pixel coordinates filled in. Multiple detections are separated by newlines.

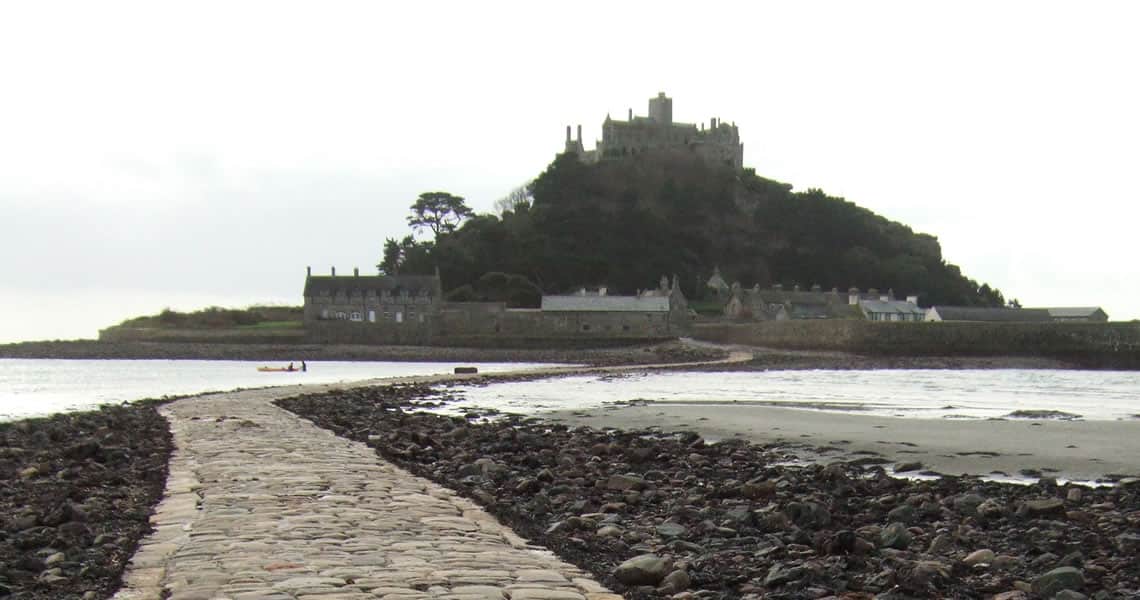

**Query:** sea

left=2, top=360, right=1138, bottom=423
left=0, top=359, right=554, bottom=421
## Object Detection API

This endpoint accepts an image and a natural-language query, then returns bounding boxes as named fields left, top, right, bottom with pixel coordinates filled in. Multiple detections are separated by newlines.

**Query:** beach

left=2, top=347, right=1139, bottom=598
left=542, top=402, right=1140, bottom=484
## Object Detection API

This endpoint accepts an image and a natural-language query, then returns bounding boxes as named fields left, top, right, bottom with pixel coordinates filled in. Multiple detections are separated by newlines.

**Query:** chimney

left=577, top=124, right=582, bottom=142
left=628, top=108, right=632, bottom=121
left=331, top=266, right=336, bottom=277
left=848, top=287, right=860, bottom=306
left=599, top=286, right=607, bottom=296
left=906, top=295, right=918, bottom=305
left=578, top=288, right=586, bottom=296
left=306, top=266, right=311, bottom=278
left=353, top=267, right=359, bottom=277
left=565, top=125, right=571, bottom=143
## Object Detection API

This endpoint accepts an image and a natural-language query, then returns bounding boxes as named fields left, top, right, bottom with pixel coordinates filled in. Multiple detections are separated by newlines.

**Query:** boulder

left=1031, top=566, right=1085, bottom=598
left=613, top=554, right=670, bottom=586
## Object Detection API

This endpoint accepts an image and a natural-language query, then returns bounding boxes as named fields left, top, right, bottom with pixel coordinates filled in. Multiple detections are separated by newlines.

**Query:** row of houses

left=302, top=268, right=691, bottom=344
left=718, top=280, right=1108, bottom=324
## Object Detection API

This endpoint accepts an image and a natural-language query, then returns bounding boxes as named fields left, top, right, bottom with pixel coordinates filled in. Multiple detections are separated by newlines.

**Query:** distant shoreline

left=0, top=338, right=1102, bottom=370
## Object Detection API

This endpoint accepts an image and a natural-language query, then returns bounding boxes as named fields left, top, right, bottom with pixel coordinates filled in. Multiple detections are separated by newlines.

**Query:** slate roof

left=541, top=295, right=670, bottom=312
left=860, top=299, right=926, bottom=317
left=929, top=306, right=1052, bottom=322
left=303, top=275, right=438, bottom=297
left=1039, top=307, right=1108, bottom=319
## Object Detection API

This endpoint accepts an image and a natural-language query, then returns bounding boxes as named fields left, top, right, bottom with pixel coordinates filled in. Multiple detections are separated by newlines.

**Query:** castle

left=562, top=92, right=744, bottom=169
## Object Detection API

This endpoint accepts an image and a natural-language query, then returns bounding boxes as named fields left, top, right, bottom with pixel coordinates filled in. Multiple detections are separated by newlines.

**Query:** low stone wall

left=99, top=327, right=306, bottom=344
left=693, top=320, right=1140, bottom=368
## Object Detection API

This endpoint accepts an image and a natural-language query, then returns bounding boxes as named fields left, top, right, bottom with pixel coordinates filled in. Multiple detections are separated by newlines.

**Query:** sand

left=540, top=401, right=1140, bottom=484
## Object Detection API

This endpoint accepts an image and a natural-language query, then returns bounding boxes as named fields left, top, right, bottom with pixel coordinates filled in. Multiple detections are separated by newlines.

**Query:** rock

left=605, top=474, right=647, bottom=491
left=952, top=493, right=985, bottom=515
left=977, top=498, right=1006, bottom=518
left=784, top=501, right=830, bottom=529
left=1067, top=487, right=1084, bottom=502
left=887, top=504, right=917, bottom=524
left=1019, top=498, right=1065, bottom=517
left=1115, top=533, right=1140, bottom=554
left=655, top=522, right=686, bottom=539
left=963, top=549, right=995, bottom=566
left=738, top=480, right=776, bottom=499
left=658, top=569, right=691, bottom=593
left=1031, top=566, right=1085, bottom=598
left=612, top=554, right=670, bottom=586
left=596, top=525, right=622, bottom=538
left=895, top=461, right=923, bottom=473
left=44, top=552, right=67, bottom=567
left=880, top=522, right=912, bottom=550
left=763, top=562, right=806, bottom=587
left=1053, top=590, right=1088, bottom=600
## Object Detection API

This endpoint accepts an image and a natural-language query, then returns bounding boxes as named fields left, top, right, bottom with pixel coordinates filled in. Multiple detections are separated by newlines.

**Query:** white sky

left=1, top=1, right=1138, bottom=342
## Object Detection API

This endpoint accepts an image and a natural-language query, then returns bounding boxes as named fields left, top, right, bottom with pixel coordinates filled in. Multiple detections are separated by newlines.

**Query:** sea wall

left=693, top=320, right=1140, bottom=368
left=98, top=327, right=306, bottom=345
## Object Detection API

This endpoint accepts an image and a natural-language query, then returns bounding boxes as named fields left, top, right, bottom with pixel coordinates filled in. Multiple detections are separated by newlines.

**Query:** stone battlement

left=563, top=92, right=744, bottom=170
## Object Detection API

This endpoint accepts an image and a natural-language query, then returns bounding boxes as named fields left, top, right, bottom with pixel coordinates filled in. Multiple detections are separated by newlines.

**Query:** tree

left=377, top=235, right=418, bottom=275
left=408, top=192, right=474, bottom=237
left=493, top=183, right=533, bottom=216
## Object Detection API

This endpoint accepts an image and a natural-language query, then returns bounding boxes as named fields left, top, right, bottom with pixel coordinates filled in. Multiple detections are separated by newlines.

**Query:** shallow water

left=450, top=369, right=1140, bottom=421
left=0, top=359, right=554, bottom=421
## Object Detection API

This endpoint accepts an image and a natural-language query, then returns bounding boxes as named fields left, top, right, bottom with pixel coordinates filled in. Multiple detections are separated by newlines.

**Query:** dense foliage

left=112, top=305, right=303, bottom=329
left=393, top=151, right=1007, bottom=307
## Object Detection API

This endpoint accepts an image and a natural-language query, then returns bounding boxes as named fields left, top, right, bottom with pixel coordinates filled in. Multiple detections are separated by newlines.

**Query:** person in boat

left=287, top=362, right=295, bottom=372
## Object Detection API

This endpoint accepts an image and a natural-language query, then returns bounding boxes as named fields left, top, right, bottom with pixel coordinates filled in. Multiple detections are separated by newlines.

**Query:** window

left=350, top=311, right=362, bottom=322
left=622, top=325, right=631, bottom=332
left=368, top=310, right=376, bottom=323
left=321, top=309, right=328, bottom=319
left=335, top=311, right=347, bottom=320
left=396, top=311, right=404, bottom=323
left=581, top=324, right=591, bottom=332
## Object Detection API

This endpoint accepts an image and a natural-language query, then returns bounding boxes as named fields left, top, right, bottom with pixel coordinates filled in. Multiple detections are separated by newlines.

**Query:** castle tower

left=648, top=92, right=672, bottom=125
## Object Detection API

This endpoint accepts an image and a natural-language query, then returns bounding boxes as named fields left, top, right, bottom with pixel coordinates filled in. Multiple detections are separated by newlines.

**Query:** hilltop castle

left=562, top=92, right=744, bottom=169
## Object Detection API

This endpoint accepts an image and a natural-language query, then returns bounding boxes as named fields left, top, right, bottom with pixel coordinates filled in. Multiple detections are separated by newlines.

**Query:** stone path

left=111, top=381, right=620, bottom=600
left=113, top=350, right=753, bottom=600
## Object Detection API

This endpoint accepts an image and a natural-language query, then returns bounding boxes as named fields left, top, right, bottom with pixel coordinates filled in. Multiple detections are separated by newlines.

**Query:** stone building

left=302, top=268, right=689, bottom=344
left=723, top=284, right=924, bottom=321
left=303, top=267, right=442, bottom=344
left=563, top=92, right=744, bottom=170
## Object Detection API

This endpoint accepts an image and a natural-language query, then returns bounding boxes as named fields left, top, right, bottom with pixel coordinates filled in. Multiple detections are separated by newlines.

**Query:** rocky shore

left=0, top=403, right=173, bottom=599
left=279, top=383, right=1140, bottom=599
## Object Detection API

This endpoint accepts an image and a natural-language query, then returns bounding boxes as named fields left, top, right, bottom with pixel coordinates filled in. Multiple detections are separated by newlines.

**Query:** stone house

left=303, top=267, right=442, bottom=344
left=539, top=276, right=690, bottom=338
left=723, top=283, right=867, bottom=320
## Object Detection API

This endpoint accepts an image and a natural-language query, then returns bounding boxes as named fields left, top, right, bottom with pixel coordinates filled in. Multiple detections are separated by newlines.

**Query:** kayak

left=257, top=367, right=301, bottom=372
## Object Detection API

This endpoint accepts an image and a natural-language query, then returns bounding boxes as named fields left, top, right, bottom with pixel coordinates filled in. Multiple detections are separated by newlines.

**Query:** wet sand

left=541, top=401, right=1140, bottom=483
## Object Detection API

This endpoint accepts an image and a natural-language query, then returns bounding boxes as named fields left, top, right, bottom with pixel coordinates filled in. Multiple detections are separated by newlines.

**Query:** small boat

left=257, top=366, right=300, bottom=372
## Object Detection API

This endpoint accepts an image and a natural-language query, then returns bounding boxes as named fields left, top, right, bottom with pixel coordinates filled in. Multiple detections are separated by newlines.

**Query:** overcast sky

left=1, top=1, right=1137, bottom=342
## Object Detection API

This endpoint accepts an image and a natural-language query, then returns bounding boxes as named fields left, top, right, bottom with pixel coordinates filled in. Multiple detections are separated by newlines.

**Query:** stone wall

left=693, top=320, right=1140, bottom=368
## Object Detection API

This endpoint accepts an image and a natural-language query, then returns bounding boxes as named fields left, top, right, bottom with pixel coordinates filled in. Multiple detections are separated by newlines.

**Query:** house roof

left=1037, top=307, right=1108, bottom=319
left=541, top=295, right=670, bottom=312
left=303, top=275, right=438, bottom=297
left=860, top=299, right=926, bottom=316
left=930, top=306, right=1052, bottom=322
